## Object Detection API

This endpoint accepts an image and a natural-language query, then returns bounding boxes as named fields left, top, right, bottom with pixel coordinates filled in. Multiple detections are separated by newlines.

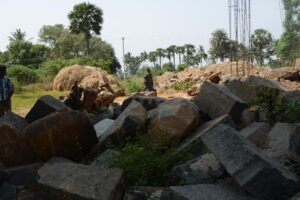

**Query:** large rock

left=193, top=81, right=246, bottom=123
left=97, top=101, right=147, bottom=150
left=37, top=159, right=124, bottom=200
left=0, top=124, right=35, bottom=167
left=168, top=153, right=225, bottom=185
left=4, top=162, right=43, bottom=186
left=148, top=98, right=200, bottom=146
left=121, top=96, right=166, bottom=111
left=175, top=115, right=235, bottom=157
left=91, top=149, right=120, bottom=168
left=0, top=111, right=28, bottom=132
left=0, top=183, right=17, bottom=200
left=25, top=95, right=69, bottom=123
left=239, top=122, right=272, bottom=146
left=163, top=179, right=255, bottom=200
left=25, top=110, right=97, bottom=162
left=278, top=91, right=300, bottom=122
left=123, top=187, right=164, bottom=200
left=225, top=76, right=289, bottom=101
left=94, top=119, right=115, bottom=138
left=288, top=124, right=300, bottom=162
left=263, top=123, right=297, bottom=161
left=201, top=124, right=299, bottom=200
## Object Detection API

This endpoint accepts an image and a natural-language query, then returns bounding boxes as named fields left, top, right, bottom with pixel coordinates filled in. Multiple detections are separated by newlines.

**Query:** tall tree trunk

left=179, top=53, right=182, bottom=65
left=85, top=35, right=90, bottom=55
left=173, top=54, right=176, bottom=69
left=159, top=57, right=162, bottom=69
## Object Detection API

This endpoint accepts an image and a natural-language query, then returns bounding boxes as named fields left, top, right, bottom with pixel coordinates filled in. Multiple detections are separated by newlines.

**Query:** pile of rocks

left=0, top=75, right=300, bottom=199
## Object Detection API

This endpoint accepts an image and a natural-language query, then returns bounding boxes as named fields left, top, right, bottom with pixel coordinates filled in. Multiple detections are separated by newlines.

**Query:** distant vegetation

left=0, top=1, right=299, bottom=85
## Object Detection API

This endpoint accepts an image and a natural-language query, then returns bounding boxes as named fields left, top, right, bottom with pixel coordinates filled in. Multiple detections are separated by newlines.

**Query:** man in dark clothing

left=0, top=65, right=14, bottom=116
left=144, top=68, right=154, bottom=91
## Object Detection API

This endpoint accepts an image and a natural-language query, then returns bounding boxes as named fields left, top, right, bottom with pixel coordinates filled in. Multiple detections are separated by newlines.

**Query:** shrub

left=123, top=78, right=144, bottom=95
left=111, top=141, right=193, bottom=186
left=176, top=64, right=188, bottom=72
left=7, top=65, right=38, bottom=85
left=162, top=62, right=175, bottom=72
left=282, top=98, right=300, bottom=122
left=171, top=80, right=197, bottom=91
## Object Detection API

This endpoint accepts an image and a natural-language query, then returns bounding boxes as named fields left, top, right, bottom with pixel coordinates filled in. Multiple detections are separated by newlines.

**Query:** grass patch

left=12, top=86, right=66, bottom=116
left=170, top=80, right=197, bottom=91
left=123, top=77, right=144, bottom=95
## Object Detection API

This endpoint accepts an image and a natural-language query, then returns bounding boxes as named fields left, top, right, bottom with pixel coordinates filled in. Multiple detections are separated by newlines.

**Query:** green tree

left=166, top=45, right=177, bottom=68
left=39, top=24, right=67, bottom=48
left=197, top=45, right=208, bottom=67
left=251, top=29, right=274, bottom=66
left=184, top=44, right=196, bottom=66
left=156, top=48, right=165, bottom=68
left=209, top=29, right=230, bottom=62
left=176, top=46, right=185, bottom=65
left=124, top=52, right=142, bottom=75
left=68, top=2, right=103, bottom=55
left=139, top=51, right=148, bottom=63
left=9, top=29, right=26, bottom=42
left=148, top=51, right=158, bottom=67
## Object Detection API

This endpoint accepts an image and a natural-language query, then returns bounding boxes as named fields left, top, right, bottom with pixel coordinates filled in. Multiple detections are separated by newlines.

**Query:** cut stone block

left=193, top=81, right=246, bottom=123
left=239, top=122, right=271, bottom=146
left=94, top=119, right=115, bottom=138
left=25, top=95, right=69, bottom=123
left=38, top=159, right=124, bottom=200
left=201, top=124, right=299, bottom=200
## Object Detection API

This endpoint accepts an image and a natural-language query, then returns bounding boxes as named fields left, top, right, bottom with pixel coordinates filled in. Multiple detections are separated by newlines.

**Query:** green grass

left=12, top=88, right=66, bottom=116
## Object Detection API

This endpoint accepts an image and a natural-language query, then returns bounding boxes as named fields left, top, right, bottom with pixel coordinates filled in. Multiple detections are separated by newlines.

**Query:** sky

left=0, top=0, right=284, bottom=62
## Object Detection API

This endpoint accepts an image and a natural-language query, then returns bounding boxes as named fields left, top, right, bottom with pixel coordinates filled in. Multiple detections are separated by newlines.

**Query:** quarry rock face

left=25, top=95, right=69, bottom=123
left=194, top=81, right=246, bottom=123
left=0, top=124, right=35, bottom=167
left=201, top=124, right=299, bottom=200
left=148, top=98, right=200, bottom=145
left=38, top=159, right=124, bottom=200
left=24, top=110, right=97, bottom=162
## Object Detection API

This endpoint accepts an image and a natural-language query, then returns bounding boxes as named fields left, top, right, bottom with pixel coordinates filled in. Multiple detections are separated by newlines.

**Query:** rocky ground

left=0, top=63, right=300, bottom=199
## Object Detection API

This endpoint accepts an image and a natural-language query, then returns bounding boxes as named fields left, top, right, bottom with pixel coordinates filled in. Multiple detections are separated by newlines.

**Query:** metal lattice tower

left=228, top=0, right=252, bottom=77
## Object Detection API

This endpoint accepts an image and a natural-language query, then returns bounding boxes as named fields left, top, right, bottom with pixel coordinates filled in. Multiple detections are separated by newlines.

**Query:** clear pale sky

left=0, top=0, right=283, bottom=61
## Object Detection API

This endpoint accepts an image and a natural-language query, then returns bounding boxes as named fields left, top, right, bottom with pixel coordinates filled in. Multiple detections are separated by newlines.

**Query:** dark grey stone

left=4, top=162, right=43, bottom=186
left=25, top=95, right=69, bottom=123
left=239, top=122, right=272, bottom=146
left=201, top=124, right=299, bottom=200
left=121, top=96, right=166, bottom=111
left=94, top=119, right=115, bottom=138
left=0, top=183, right=17, bottom=200
left=0, top=111, right=28, bottom=132
left=38, top=159, right=124, bottom=200
left=193, top=81, right=246, bottom=124
left=123, top=187, right=164, bottom=200
left=91, top=149, right=120, bottom=168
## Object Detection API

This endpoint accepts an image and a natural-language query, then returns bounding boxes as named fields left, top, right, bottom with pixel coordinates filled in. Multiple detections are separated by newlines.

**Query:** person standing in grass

left=0, top=65, right=14, bottom=116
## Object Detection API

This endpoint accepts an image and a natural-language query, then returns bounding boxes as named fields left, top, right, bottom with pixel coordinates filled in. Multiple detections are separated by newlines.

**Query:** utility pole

left=122, top=37, right=126, bottom=80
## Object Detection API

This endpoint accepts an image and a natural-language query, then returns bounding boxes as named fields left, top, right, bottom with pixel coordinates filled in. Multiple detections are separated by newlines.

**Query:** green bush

left=171, top=80, right=197, bottom=91
left=282, top=98, right=300, bottom=122
left=176, top=64, right=188, bottom=72
left=7, top=65, right=38, bottom=85
left=123, top=78, right=144, bottom=95
left=162, top=62, right=175, bottom=72
left=111, top=141, right=193, bottom=186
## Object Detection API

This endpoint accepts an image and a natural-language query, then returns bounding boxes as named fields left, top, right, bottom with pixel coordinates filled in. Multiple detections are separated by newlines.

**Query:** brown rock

left=24, top=110, right=97, bottom=162
left=0, top=124, right=35, bottom=167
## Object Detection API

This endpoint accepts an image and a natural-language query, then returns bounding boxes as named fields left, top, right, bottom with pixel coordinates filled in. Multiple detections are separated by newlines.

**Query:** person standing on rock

left=144, top=68, right=154, bottom=91
left=0, top=65, right=14, bottom=116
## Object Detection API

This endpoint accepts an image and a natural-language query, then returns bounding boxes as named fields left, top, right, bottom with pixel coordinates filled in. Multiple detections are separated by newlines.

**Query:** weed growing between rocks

left=110, top=140, right=194, bottom=186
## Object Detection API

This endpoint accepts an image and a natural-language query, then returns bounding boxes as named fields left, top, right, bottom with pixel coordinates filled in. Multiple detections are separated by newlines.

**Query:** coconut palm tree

left=209, top=29, right=230, bottom=62
left=184, top=44, right=196, bottom=66
left=148, top=51, right=158, bottom=67
left=176, top=46, right=185, bottom=65
left=167, top=45, right=177, bottom=68
left=155, top=48, right=165, bottom=69
left=9, top=29, right=26, bottom=42
left=68, top=2, right=103, bottom=55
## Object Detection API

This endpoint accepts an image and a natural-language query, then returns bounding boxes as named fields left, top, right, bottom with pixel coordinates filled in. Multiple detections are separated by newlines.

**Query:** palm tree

left=176, top=46, right=185, bottom=65
left=9, top=29, right=26, bottom=42
left=155, top=48, right=165, bottom=68
left=167, top=45, right=177, bottom=68
left=148, top=51, right=158, bottom=67
left=68, top=2, right=103, bottom=55
left=209, top=29, right=230, bottom=62
left=139, top=51, right=148, bottom=63
left=198, top=45, right=208, bottom=67
left=184, top=44, right=196, bottom=66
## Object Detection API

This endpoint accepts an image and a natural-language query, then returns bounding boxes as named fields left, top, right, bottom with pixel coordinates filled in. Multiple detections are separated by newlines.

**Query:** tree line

left=0, top=2, right=121, bottom=74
